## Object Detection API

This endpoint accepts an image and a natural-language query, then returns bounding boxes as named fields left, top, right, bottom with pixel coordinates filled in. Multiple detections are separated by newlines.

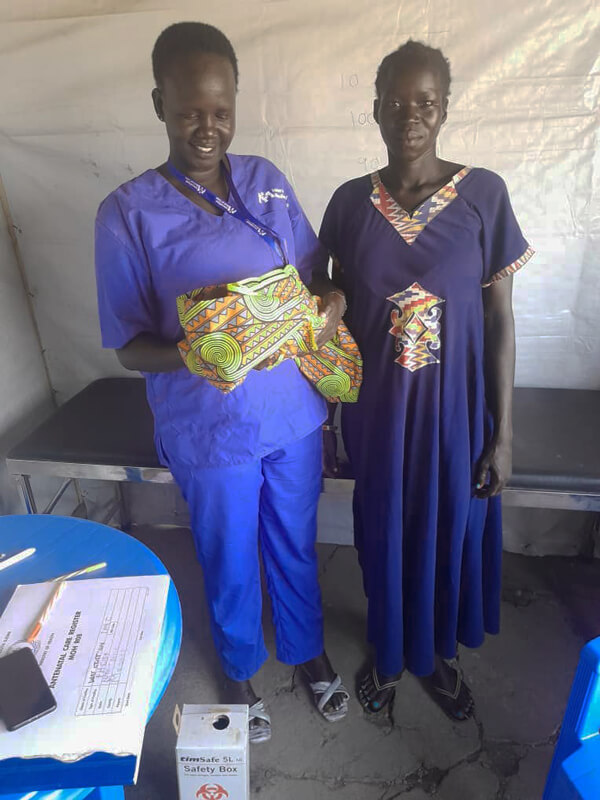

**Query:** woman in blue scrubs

left=95, top=22, right=349, bottom=742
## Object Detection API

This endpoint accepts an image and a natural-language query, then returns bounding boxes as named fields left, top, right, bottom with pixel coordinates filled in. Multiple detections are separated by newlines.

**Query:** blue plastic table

left=0, top=515, right=182, bottom=800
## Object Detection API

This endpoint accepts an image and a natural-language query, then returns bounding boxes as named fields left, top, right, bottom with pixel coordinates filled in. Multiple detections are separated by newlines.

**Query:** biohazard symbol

left=196, top=785, right=229, bottom=800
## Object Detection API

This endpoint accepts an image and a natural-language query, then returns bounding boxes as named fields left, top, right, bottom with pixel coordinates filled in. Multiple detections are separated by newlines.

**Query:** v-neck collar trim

left=370, top=166, right=472, bottom=246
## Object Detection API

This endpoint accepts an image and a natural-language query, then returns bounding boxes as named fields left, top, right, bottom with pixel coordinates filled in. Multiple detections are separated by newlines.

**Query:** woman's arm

left=311, top=273, right=346, bottom=476
left=475, top=275, right=515, bottom=497
left=310, top=265, right=346, bottom=474
left=116, top=332, right=184, bottom=373
left=308, top=274, right=346, bottom=348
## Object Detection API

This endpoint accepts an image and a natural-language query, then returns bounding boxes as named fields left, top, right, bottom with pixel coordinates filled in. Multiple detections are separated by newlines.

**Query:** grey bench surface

left=6, top=378, right=600, bottom=510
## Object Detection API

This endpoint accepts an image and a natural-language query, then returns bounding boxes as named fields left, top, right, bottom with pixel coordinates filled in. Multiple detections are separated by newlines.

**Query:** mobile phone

left=0, top=647, right=57, bottom=731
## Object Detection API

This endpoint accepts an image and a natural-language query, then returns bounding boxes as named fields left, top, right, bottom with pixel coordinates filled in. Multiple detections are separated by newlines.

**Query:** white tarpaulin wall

left=0, top=0, right=598, bottom=404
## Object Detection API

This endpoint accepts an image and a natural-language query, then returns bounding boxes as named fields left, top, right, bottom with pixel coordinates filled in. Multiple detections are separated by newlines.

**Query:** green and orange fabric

left=176, top=264, right=362, bottom=402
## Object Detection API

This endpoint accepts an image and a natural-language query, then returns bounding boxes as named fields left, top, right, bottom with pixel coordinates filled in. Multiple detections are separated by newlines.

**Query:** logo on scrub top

left=257, top=188, right=288, bottom=205
left=196, top=785, right=229, bottom=800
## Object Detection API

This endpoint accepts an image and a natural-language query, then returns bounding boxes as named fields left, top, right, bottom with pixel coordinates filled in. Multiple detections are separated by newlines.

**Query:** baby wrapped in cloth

left=177, top=264, right=362, bottom=402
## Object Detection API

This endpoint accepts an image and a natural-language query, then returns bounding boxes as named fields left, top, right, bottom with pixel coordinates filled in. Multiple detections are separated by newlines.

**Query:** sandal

left=248, top=698, right=272, bottom=743
left=420, top=659, right=474, bottom=722
left=357, top=665, right=401, bottom=714
left=306, top=673, right=350, bottom=722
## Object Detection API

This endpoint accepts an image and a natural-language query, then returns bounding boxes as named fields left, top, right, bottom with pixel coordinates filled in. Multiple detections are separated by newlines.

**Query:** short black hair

left=375, top=40, right=451, bottom=99
left=152, top=22, right=239, bottom=87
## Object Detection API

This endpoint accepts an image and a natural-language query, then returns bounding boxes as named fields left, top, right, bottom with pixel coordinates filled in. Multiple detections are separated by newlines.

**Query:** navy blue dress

left=320, top=167, right=533, bottom=677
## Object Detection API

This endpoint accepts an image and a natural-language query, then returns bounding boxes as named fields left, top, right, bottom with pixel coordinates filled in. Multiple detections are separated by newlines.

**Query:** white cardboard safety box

left=174, top=704, right=249, bottom=800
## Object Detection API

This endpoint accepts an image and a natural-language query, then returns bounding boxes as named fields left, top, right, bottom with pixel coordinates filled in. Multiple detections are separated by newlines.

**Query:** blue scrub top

left=95, top=155, right=327, bottom=469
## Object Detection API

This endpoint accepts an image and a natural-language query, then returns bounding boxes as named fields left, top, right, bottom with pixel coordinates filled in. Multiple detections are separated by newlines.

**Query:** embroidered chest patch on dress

left=387, top=283, right=445, bottom=372
left=370, top=168, right=471, bottom=246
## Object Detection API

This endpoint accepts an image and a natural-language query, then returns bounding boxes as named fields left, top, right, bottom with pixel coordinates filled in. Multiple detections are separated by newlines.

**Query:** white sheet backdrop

left=0, top=0, right=598, bottom=402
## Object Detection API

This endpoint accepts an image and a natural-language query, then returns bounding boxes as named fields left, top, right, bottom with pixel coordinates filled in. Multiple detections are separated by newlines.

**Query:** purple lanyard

left=167, top=161, right=287, bottom=265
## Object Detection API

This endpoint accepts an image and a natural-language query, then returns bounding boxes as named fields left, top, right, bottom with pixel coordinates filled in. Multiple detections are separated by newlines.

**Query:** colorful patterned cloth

left=177, top=264, right=362, bottom=402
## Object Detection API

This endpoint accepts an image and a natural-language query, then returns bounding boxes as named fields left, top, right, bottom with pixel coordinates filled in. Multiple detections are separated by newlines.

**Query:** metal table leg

left=16, top=474, right=37, bottom=514
left=117, top=482, right=131, bottom=531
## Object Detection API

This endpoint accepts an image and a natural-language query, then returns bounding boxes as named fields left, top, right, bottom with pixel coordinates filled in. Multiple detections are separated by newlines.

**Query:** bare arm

left=311, top=267, right=346, bottom=475
left=308, top=273, right=346, bottom=347
left=475, top=275, right=515, bottom=497
left=116, top=332, right=184, bottom=373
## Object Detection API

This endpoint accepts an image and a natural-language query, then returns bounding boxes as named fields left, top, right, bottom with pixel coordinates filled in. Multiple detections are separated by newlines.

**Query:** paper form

left=76, top=586, right=149, bottom=717
left=0, top=575, right=169, bottom=767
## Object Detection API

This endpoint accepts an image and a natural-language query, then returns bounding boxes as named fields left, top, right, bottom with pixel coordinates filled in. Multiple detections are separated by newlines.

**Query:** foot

left=300, top=652, right=349, bottom=719
left=222, top=677, right=271, bottom=742
left=357, top=664, right=402, bottom=714
left=420, top=656, right=474, bottom=722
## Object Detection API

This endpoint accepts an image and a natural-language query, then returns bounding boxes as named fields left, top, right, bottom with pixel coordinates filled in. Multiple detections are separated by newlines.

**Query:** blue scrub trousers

left=169, top=428, right=325, bottom=681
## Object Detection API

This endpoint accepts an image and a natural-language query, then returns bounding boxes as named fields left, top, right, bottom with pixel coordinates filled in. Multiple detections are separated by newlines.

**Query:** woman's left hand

left=474, top=435, right=512, bottom=498
left=315, top=291, right=346, bottom=349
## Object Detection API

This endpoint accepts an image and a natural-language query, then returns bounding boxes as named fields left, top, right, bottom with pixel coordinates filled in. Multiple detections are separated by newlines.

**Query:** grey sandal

left=308, top=673, right=350, bottom=722
left=248, top=698, right=271, bottom=743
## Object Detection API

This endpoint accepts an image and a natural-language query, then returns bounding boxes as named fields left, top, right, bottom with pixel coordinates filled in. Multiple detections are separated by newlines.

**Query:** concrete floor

left=124, top=525, right=600, bottom=800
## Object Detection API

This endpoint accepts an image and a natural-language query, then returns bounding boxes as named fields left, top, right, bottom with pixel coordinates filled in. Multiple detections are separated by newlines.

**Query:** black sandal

left=420, top=659, right=474, bottom=722
left=357, top=665, right=401, bottom=714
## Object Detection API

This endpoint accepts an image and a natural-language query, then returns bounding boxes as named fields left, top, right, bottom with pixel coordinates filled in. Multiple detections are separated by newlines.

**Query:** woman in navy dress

left=320, top=41, right=533, bottom=720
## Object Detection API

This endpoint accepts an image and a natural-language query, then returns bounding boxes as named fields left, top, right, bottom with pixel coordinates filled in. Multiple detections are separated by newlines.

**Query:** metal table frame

left=6, top=382, right=600, bottom=524
left=7, top=463, right=600, bottom=527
